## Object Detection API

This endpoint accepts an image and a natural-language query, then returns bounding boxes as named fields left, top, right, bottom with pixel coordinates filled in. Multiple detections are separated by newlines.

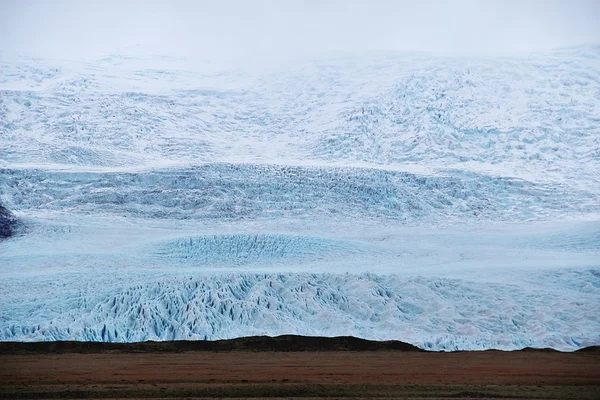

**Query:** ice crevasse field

left=0, top=46, right=599, bottom=351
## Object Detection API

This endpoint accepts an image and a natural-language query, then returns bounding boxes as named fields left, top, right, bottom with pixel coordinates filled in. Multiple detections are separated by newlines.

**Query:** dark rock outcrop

left=0, top=203, right=18, bottom=239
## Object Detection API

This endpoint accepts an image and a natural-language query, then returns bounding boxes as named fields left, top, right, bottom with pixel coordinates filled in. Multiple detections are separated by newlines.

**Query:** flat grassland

left=1, top=337, right=598, bottom=399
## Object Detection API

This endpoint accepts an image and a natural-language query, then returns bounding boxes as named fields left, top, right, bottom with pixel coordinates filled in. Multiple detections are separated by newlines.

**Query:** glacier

left=0, top=46, right=599, bottom=350
left=2, top=270, right=599, bottom=351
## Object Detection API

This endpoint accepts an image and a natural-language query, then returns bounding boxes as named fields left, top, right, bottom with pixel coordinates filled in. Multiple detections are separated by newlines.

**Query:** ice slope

left=1, top=165, right=596, bottom=223
left=1, top=211, right=598, bottom=350
left=1, top=270, right=598, bottom=351
left=1, top=46, right=599, bottom=184
left=1, top=46, right=599, bottom=350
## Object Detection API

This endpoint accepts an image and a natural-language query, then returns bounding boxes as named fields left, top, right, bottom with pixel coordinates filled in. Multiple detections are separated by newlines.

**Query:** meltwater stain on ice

left=154, top=234, right=358, bottom=266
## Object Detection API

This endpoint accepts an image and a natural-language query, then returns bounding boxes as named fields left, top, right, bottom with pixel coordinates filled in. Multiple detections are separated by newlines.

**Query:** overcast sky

left=1, top=0, right=599, bottom=62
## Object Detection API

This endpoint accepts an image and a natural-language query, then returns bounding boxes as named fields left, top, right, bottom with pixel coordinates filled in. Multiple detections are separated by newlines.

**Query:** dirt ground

left=1, top=350, right=599, bottom=399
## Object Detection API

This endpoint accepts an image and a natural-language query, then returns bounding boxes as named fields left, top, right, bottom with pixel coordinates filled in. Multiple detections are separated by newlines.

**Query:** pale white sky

left=1, top=0, right=599, bottom=62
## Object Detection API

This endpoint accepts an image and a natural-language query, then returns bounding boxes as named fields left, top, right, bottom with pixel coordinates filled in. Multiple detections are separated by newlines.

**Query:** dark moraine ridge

left=0, top=335, right=423, bottom=354
left=0, top=203, right=18, bottom=239
left=1, top=335, right=597, bottom=354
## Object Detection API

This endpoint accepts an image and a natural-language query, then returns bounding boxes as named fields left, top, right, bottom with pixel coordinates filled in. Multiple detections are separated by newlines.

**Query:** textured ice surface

left=1, top=165, right=595, bottom=223
left=1, top=270, right=598, bottom=351
left=154, top=234, right=363, bottom=266
left=1, top=47, right=599, bottom=350
left=2, top=47, right=599, bottom=185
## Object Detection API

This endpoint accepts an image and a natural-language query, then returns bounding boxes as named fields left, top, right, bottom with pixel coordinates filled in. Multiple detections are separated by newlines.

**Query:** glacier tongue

left=1, top=47, right=599, bottom=350
left=1, top=270, right=598, bottom=351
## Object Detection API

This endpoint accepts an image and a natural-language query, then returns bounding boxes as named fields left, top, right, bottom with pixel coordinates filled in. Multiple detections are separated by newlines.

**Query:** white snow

left=0, top=46, right=599, bottom=350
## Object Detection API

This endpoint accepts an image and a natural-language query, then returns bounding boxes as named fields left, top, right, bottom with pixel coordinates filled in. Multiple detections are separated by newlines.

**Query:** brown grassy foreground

left=1, top=336, right=599, bottom=399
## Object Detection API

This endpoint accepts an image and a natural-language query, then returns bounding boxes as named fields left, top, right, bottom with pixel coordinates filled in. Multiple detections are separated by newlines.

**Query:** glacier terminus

left=0, top=46, right=599, bottom=351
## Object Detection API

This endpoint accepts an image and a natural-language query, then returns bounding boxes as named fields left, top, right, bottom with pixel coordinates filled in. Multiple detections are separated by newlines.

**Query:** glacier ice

left=0, top=165, right=595, bottom=223
left=1, top=46, right=599, bottom=350
left=154, top=234, right=364, bottom=266
left=1, top=270, right=598, bottom=351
